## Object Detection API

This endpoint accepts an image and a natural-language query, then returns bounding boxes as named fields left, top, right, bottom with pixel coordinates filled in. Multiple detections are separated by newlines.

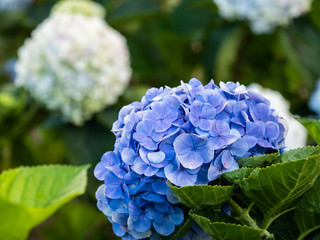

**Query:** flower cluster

left=309, top=79, right=320, bottom=118
left=0, top=0, right=32, bottom=11
left=248, top=84, right=306, bottom=150
left=95, top=79, right=286, bottom=239
left=213, top=0, right=313, bottom=34
left=15, top=0, right=131, bottom=125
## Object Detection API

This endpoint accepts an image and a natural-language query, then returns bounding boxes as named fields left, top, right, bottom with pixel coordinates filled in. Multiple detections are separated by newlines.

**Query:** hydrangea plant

left=213, top=0, right=313, bottom=34
left=15, top=0, right=131, bottom=125
left=94, top=79, right=290, bottom=239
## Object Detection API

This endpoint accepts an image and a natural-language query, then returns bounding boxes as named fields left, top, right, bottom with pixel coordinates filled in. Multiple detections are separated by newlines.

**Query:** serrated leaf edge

left=189, top=210, right=263, bottom=234
left=238, top=154, right=320, bottom=184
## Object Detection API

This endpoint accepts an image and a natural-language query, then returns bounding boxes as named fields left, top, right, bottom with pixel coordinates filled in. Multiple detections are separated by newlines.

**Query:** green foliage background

left=1, top=0, right=320, bottom=239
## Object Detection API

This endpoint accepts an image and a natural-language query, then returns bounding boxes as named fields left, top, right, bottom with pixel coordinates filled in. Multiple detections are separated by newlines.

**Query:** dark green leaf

left=274, top=146, right=320, bottom=164
left=268, top=211, right=299, bottom=240
left=190, top=209, right=266, bottom=240
left=237, top=156, right=320, bottom=229
left=237, top=152, right=279, bottom=168
left=222, top=168, right=253, bottom=183
left=295, top=180, right=320, bottom=240
left=169, top=183, right=234, bottom=209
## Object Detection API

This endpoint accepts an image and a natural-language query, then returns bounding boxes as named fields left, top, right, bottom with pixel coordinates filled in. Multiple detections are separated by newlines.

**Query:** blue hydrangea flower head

left=95, top=79, right=287, bottom=239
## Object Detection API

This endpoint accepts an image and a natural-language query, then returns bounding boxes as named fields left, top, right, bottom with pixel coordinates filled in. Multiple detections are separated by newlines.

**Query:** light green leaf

left=0, top=165, right=89, bottom=240
left=190, top=209, right=267, bottom=240
left=222, top=168, right=253, bottom=183
left=169, top=183, right=234, bottom=209
left=237, top=152, right=279, bottom=168
left=274, top=146, right=320, bottom=164
left=295, top=180, right=320, bottom=240
left=237, top=156, right=320, bottom=229
left=297, top=118, right=320, bottom=145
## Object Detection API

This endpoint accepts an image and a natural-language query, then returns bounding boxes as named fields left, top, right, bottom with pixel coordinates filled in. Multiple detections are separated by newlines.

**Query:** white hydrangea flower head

left=0, top=0, right=32, bottom=11
left=213, top=0, right=313, bottom=34
left=15, top=0, right=131, bottom=125
left=248, top=83, right=307, bottom=150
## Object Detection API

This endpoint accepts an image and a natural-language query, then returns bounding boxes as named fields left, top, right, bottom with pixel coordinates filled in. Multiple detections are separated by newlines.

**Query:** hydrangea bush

left=94, top=79, right=288, bottom=239
left=213, top=0, right=313, bottom=34
left=15, top=0, right=131, bottom=125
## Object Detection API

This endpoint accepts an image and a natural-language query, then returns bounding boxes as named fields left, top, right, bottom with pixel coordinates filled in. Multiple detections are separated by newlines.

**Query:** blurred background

left=1, top=0, right=320, bottom=239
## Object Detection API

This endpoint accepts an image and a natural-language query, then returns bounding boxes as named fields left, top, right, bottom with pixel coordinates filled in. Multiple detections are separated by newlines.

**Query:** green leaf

left=297, top=118, right=320, bottom=145
left=169, top=183, right=234, bottom=209
left=222, top=168, right=253, bottom=183
left=268, top=211, right=299, bottom=240
left=237, top=156, right=320, bottom=229
left=237, top=152, right=279, bottom=168
left=190, top=209, right=266, bottom=240
left=295, top=180, right=320, bottom=240
left=274, top=146, right=320, bottom=164
left=0, top=165, right=89, bottom=240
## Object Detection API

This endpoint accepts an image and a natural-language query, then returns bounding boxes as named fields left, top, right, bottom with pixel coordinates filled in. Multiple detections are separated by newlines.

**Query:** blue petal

left=121, top=148, right=138, bottom=165
left=133, top=214, right=152, bottom=233
left=151, top=179, right=168, bottom=195
left=265, top=121, right=280, bottom=140
left=153, top=217, right=175, bottom=236
left=169, top=207, right=184, bottom=225
left=105, top=184, right=124, bottom=199
left=94, top=162, right=107, bottom=181
left=142, top=193, right=164, bottom=203
left=230, top=139, right=249, bottom=157
left=173, top=133, right=192, bottom=156
left=221, top=151, right=235, bottom=169
left=129, top=201, right=142, bottom=222
left=176, top=168, right=198, bottom=187
left=148, top=151, right=166, bottom=163
left=177, top=151, right=204, bottom=169
left=113, top=223, right=126, bottom=237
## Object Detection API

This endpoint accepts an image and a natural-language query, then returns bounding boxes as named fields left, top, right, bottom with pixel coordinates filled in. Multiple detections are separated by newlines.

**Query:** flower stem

left=229, top=198, right=274, bottom=239
left=297, top=226, right=320, bottom=240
